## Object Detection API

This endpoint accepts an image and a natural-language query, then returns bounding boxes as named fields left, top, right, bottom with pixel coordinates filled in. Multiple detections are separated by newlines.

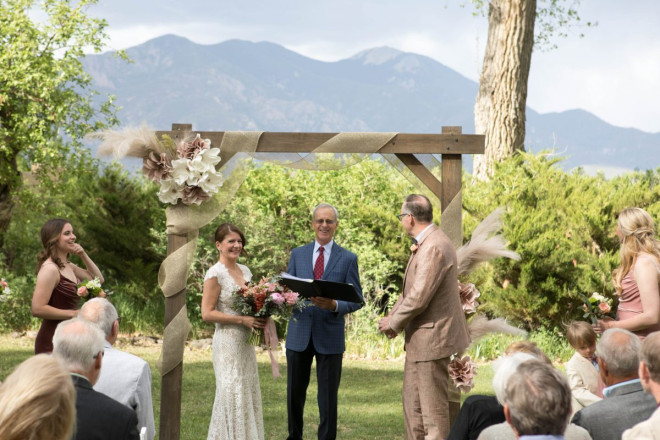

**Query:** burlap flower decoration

left=177, top=133, right=210, bottom=160
left=143, top=151, right=173, bottom=182
left=459, top=282, right=481, bottom=315
left=448, top=355, right=477, bottom=392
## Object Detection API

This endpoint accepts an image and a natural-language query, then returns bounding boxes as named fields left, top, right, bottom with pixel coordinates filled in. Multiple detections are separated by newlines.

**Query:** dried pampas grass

left=457, top=208, right=520, bottom=277
left=86, top=125, right=164, bottom=159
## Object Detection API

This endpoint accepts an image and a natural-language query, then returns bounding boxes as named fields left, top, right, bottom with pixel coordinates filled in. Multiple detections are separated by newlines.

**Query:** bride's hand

left=242, top=316, right=267, bottom=330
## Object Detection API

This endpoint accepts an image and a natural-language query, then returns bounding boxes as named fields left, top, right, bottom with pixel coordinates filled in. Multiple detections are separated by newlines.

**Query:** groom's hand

left=311, top=296, right=337, bottom=311
left=378, top=316, right=398, bottom=339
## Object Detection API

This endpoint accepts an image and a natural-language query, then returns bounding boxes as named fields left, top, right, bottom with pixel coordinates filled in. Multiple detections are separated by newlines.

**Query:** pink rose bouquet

left=232, top=277, right=307, bottom=345
left=76, top=277, right=107, bottom=298
left=580, top=292, right=616, bottom=324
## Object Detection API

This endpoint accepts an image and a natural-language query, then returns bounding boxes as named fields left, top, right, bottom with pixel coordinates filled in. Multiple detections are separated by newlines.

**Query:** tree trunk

left=472, top=0, right=537, bottom=180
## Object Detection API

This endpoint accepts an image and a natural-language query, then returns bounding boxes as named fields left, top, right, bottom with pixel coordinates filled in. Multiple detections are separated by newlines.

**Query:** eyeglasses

left=314, top=219, right=337, bottom=225
left=396, top=213, right=412, bottom=221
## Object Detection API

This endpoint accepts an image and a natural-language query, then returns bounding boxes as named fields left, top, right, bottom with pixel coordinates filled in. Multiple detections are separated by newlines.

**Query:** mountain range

left=83, top=35, right=660, bottom=175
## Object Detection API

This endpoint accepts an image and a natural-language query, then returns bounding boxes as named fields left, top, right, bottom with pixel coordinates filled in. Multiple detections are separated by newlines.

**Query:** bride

left=201, top=223, right=267, bottom=440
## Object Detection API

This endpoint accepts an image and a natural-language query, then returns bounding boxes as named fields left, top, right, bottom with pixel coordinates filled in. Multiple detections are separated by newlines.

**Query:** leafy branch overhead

left=0, top=0, right=128, bottom=237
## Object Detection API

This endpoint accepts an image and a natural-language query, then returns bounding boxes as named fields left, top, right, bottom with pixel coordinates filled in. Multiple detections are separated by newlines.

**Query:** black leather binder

left=279, top=275, right=363, bottom=304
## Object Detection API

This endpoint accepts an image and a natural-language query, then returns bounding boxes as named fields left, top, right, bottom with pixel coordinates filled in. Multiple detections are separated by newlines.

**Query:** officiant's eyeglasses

left=314, top=219, right=336, bottom=225
left=396, top=213, right=412, bottom=220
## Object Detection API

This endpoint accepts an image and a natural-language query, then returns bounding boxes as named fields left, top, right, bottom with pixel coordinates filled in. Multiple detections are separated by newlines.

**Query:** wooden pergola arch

left=155, top=123, right=485, bottom=439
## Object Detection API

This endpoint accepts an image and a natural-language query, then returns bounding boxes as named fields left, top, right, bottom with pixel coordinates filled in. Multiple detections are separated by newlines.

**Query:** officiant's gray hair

left=313, top=203, right=339, bottom=221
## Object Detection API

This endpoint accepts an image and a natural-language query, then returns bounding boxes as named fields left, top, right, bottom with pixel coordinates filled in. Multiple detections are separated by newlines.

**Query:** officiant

left=285, top=203, right=363, bottom=440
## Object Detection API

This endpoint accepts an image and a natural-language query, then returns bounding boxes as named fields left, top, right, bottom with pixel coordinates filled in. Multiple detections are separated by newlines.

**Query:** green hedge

left=2, top=152, right=659, bottom=336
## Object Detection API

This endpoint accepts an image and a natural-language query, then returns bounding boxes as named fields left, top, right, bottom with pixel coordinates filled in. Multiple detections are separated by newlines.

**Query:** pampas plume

left=467, top=314, right=527, bottom=342
left=87, top=125, right=164, bottom=159
left=457, top=208, right=520, bottom=277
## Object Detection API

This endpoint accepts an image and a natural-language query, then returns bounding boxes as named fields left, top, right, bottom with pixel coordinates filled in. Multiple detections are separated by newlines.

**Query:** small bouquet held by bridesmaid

left=232, top=277, right=306, bottom=345
left=580, top=292, right=616, bottom=324
left=76, top=277, right=107, bottom=298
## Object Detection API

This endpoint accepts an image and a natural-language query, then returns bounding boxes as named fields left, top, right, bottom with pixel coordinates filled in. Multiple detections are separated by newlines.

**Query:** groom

left=286, top=203, right=363, bottom=440
left=379, top=194, right=470, bottom=439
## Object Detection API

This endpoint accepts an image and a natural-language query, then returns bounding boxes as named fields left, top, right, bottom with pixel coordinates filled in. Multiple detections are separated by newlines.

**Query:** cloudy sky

left=88, top=0, right=660, bottom=133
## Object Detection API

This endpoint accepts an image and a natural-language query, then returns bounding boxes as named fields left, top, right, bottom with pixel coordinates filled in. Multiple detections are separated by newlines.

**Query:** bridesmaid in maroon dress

left=596, top=208, right=660, bottom=339
left=31, top=218, right=104, bottom=354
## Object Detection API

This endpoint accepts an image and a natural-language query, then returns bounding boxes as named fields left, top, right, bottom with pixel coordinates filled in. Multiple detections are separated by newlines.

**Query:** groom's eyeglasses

left=396, top=213, right=412, bottom=221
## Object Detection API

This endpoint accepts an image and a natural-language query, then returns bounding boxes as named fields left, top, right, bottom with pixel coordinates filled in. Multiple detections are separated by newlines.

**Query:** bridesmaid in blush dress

left=596, top=208, right=660, bottom=339
left=31, top=218, right=104, bottom=354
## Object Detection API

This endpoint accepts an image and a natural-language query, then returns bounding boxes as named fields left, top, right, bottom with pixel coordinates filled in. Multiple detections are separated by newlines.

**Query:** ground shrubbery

left=1, top=152, right=659, bottom=345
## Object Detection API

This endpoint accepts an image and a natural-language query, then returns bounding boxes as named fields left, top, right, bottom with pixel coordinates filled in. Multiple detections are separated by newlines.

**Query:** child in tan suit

left=565, top=321, right=603, bottom=415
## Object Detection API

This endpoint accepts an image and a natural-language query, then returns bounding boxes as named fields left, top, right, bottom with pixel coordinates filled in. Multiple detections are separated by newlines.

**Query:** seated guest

left=448, top=341, right=552, bottom=440
left=565, top=321, right=602, bottom=415
left=0, top=354, right=75, bottom=440
left=571, top=328, right=656, bottom=440
left=623, top=331, right=660, bottom=439
left=503, top=360, right=573, bottom=439
left=80, top=297, right=156, bottom=440
left=478, top=354, right=590, bottom=440
left=53, top=318, right=140, bottom=440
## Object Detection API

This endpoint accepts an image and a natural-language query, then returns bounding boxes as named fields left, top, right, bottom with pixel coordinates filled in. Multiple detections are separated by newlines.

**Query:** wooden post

left=159, top=123, right=192, bottom=440
left=439, top=126, right=463, bottom=426
left=440, top=126, right=463, bottom=248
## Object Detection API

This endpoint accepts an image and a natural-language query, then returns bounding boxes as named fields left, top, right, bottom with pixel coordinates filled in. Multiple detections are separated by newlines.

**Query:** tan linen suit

left=565, top=352, right=602, bottom=416
left=389, top=224, right=471, bottom=440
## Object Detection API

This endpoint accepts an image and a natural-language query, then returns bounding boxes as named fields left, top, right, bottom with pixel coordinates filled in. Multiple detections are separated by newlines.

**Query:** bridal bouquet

left=233, top=277, right=306, bottom=345
left=77, top=277, right=107, bottom=298
left=580, top=292, right=616, bottom=324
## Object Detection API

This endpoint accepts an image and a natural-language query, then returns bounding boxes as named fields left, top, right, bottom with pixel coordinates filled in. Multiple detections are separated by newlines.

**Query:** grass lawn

left=0, top=334, right=496, bottom=439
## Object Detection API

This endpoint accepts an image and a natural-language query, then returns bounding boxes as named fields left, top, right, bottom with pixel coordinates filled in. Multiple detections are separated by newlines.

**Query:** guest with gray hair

left=54, top=318, right=139, bottom=440
left=623, top=331, right=660, bottom=439
left=571, top=328, right=656, bottom=440
left=81, top=298, right=156, bottom=440
left=503, top=360, right=572, bottom=439
left=477, top=355, right=590, bottom=440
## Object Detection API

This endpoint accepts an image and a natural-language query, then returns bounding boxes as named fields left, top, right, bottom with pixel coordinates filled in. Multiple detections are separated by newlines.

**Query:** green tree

left=0, top=0, right=124, bottom=247
left=464, top=151, right=660, bottom=329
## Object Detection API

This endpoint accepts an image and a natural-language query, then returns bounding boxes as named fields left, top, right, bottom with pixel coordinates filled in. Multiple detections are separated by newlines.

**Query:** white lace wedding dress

left=205, top=262, right=264, bottom=440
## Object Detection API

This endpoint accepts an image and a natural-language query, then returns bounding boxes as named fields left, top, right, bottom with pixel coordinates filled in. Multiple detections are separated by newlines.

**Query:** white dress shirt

left=94, top=341, right=156, bottom=440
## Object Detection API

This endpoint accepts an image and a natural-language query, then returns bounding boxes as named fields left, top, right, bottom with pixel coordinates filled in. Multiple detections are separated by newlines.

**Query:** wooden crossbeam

left=155, top=130, right=484, bottom=155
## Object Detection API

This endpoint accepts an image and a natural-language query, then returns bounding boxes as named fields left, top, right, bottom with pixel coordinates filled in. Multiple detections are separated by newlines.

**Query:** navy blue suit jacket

left=285, top=242, right=363, bottom=354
